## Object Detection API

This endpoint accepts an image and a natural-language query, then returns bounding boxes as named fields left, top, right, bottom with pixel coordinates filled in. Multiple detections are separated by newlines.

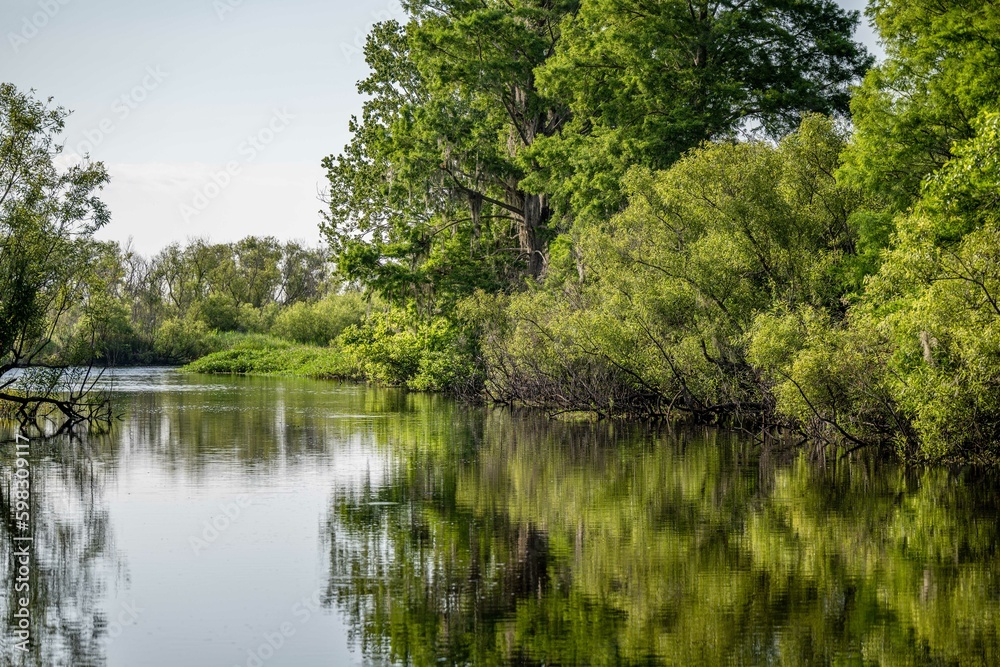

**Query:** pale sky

left=0, top=0, right=880, bottom=255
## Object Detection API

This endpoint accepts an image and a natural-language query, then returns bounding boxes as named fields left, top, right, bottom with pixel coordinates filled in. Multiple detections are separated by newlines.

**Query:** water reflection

left=0, top=371, right=997, bottom=666
left=325, top=412, right=1000, bottom=666
left=0, top=436, right=122, bottom=667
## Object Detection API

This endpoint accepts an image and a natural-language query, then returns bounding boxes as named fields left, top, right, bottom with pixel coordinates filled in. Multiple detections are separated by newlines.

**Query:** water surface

left=1, top=369, right=997, bottom=666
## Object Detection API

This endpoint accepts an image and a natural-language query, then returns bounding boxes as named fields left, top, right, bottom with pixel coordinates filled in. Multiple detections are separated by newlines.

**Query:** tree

left=226, top=236, right=283, bottom=309
left=279, top=241, right=330, bottom=304
left=840, top=0, right=1000, bottom=212
left=0, top=84, right=112, bottom=433
left=324, top=0, right=871, bottom=312
left=772, top=111, right=1000, bottom=459
left=152, top=242, right=199, bottom=314
left=488, top=116, right=864, bottom=419
left=323, top=0, right=577, bottom=310
left=751, top=0, right=1000, bottom=459
left=525, top=0, right=873, bottom=220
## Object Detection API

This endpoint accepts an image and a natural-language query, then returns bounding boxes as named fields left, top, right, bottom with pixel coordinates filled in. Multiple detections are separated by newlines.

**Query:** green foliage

left=323, top=0, right=868, bottom=308
left=527, top=0, right=873, bottom=219
left=464, top=0, right=1000, bottom=459
left=191, top=293, right=239, bottom=331
left=322, top=2, right=570, bottom=305
left=235, top=302, right=278, bottom=334
left=748, top=307, right=901, bottom=447
left=153, top=318, right=218, bottom=363
left=24, top=0, right=1000, bottom=458
left=754, top=110, right=1000, bottom=459
left=66, top=296, right=143, bottom=364
left=342, top=317, right=422, bottom=386
left=860, top=111, right=1000, bottom=457
left=840, top=0, right=1000, bottom=212
left=0, top=84, right=118, bottom=430
left=39, top=236, right=337, bottom=365
left=184, top=337, right=357, bottom=379
left=147, top=237, right=330, bottom=334
left=340, top=309, right=480, bottom=392
left=490, top=116, right=865, bottom=419
left=0, top=84, right=110, bottom=370
left=738, top=0, right=1000, bottom=459
left=270, top=293, right=365, bottom=346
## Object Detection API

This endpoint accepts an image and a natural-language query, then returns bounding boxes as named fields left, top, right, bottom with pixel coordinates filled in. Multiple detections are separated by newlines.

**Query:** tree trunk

left=520, top=191, right=548, bottom=278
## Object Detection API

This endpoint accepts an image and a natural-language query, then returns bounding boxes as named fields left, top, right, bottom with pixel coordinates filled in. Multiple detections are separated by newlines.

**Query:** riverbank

left=184, top=310, right=480, bottom=396
left=181, top=320, right=1000, bottom=466
left=183, top=338, right=359, bottom=380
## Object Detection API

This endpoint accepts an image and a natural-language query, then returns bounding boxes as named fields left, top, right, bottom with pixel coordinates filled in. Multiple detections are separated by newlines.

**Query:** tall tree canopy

left=324, top=1, right=576, bottom=310
left=323, top=0, right=870, bottom=310
left=841, top=0, right=1000, bottom=212
left=526, top=0, right=873, bottom=219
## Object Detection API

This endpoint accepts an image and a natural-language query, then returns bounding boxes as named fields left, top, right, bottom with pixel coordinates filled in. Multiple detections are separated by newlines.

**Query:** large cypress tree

left=323, top=0, right=872, bottom=307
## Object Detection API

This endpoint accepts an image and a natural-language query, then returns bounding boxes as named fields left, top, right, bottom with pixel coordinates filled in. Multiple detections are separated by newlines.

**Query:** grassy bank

left=183, top=336, right=361, bottom=380
left=182, top=312, right=480, bottom=394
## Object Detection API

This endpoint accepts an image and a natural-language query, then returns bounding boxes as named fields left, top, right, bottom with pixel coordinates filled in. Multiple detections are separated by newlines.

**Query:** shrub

left=271, top=293, right=365, bottom=346
left=192, top=294, right=240, bottom=331
left=236, top=303, right=279, bottom=333
left=154, top=318, right=217, bottom=363
left=339, top=309, right=480, bottom=392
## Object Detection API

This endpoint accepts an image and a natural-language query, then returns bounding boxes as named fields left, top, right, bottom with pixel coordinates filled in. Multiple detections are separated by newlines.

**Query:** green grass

left=206, top=331, right=292, bottom=349
left=183, top=338, right=361, bottom=380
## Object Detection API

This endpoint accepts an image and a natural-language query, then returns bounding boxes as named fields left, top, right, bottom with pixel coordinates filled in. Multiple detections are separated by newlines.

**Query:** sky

left=0, top=0, right=881, bottom=255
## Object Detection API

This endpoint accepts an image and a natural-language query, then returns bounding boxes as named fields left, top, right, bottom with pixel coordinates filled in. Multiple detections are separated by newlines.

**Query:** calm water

left=1, top=368, right=998, bottom=666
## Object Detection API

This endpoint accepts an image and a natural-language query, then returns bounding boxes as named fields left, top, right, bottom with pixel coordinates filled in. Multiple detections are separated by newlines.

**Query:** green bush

left=271, top=293, right=365, bottom=346
left=236, top=303, right=279, bottom=333
left=338, top=309, right=479, bottom=392
left=192, top=294, right=240, bottom=331
left=339, top=312, right=423, bottom=386
left=154, top=318, right=218, bottom=363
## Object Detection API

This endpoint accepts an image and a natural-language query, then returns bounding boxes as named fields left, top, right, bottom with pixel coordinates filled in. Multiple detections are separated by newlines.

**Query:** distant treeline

left=48, top=237, right=363, bottom=364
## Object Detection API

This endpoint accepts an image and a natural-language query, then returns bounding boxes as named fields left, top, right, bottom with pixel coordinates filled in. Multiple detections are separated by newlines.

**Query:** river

left=0, top=368, right=997, bottom=666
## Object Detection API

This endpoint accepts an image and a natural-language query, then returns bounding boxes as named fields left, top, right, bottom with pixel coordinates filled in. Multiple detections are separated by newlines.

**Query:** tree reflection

left=324, top=410, right=1000, bottom=666
left=0, top=434, right=122, bottom=667
left=112, top=376, right=421, bottom=469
